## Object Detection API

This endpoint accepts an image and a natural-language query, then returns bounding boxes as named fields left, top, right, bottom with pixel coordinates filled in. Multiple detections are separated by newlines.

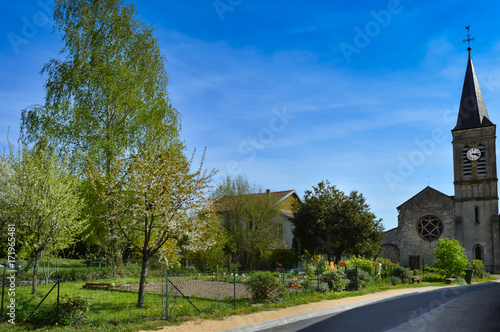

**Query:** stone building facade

left=383, top=50, right=500, bottom=273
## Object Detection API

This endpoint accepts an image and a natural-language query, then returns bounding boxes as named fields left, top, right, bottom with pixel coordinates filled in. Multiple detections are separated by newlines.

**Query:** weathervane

left=463, top=25, right=475, bottom=52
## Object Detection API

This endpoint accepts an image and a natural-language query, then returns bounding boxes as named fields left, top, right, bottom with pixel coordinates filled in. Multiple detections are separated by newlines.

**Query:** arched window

left=474, top=244, right=483, bottom=261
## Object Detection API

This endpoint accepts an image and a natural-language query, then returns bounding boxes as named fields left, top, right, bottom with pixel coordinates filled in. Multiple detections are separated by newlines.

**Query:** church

left=383, top=44, right=500, bottom=273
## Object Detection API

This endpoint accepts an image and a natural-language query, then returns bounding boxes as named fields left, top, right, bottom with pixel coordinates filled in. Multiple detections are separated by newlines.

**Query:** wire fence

left=0, top=259, right=386, bottom=326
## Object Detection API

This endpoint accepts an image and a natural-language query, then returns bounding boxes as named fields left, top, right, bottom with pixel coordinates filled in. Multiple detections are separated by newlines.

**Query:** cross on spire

left=463, top=25, right=475, bottom=52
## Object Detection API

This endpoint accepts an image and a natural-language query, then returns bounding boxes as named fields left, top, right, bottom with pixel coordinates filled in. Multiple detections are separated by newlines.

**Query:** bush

left=58, top=294, right=91, bottom=326
left=456, top=277, right=467, bottom=285
left=391, top=266, right=412, bottom=284
left=246, top=271, right=284, bottom=302
left=320, top=269, right=349, bottom=292
left=316, top=281, right=329, bottom=293
left=357, top=269, right=373, bottom=288
left=391, top=276, right=401, bottom=285
left=470, top=259, right=485, bottom=278
left=433, top=238, right=469, bottom=278
left=345, top=256, right=376, bottom=275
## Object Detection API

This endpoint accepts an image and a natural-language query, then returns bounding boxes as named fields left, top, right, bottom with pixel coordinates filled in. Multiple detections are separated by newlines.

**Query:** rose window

left=417, top=215, right=443, bottom=241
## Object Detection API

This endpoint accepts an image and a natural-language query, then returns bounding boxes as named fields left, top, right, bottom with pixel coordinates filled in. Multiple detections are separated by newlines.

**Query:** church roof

left=453, top=52, right=494, bottom=130
left=396, top=186, right=453, bottom=210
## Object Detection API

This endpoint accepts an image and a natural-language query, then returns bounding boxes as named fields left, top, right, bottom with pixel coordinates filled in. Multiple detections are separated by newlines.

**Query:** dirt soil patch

left=127, top=280, right=251, bottom=300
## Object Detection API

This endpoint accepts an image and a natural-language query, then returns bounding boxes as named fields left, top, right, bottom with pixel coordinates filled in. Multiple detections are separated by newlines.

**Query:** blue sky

left=2, top=0, right=500, bottom=230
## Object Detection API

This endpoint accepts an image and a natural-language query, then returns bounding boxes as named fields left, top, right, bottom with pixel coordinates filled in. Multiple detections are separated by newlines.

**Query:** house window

left=417, top=215, right=443, bottom=241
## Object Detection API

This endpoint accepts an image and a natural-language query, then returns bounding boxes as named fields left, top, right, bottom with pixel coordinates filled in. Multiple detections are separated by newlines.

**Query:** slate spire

left=453, top=51, right=494, bottom=130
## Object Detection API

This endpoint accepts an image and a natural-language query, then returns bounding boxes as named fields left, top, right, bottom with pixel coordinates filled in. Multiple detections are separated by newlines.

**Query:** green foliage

left=0, top=144, right=86, bottom=294
left=316, top=281, right=330, bottom=293
left=214, top=175, right=283, bottom=270
left=423, top=265, right=439, bottom=273
left=357, top=269, right=373, bottom=288
left=345, top=256, right=376, bottom=275
left=246, top=271, right=285, bottom=302
left=433, top=238, right=469, bottom=278
left=391, top=276, right=401, bottom=285
left=470, top=259, right=485, bottom=278
left=391, top=266, right=412, bottom=284
left=20, top=0, right=185, bottom=281
left=320, top=269, right=349, bottom=292
left=58, top=294, right=92, bottom=326
left=264, top=249, right=300, bottom=269
left=292, top=180, right=384, bottom=262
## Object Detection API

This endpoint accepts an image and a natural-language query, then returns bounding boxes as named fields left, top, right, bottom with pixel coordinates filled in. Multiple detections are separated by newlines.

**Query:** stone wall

left=382, top=187, right=454, bottom=268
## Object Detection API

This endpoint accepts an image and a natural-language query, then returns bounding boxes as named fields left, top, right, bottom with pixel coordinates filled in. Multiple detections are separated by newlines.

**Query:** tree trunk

left=32, top=251, right=40, bottom=294
left=137, top=251, right=149, bottom=308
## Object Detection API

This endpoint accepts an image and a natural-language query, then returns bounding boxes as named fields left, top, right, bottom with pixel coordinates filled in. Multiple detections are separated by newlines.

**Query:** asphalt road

left=258, top=282, right=500, bottom=332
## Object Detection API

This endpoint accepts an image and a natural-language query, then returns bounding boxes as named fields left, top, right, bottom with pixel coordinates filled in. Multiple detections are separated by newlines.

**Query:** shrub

left=316, top=282, right=330, bottom=293
left=470, top=259, right=485, bottom=278
left=456, top=277, right=467, bottom=285
left=357, top=269, right=373, bottom=288
left=433, top=238, right=469, bottom=278
left=391, top=276, right=401, bottom=285
left=345, top=256, right=376, bottom=275
left=320, top=269, right=349, bottom=292
left=391, top=266, right=412, bottom=284
left=246, top=271, right=284, bottom=302
left=58, top=294, right=91, bottom=326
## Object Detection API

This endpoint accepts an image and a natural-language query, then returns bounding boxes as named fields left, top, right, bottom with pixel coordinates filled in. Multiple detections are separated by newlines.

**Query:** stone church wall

left=383, top=187, right=454, bottom=268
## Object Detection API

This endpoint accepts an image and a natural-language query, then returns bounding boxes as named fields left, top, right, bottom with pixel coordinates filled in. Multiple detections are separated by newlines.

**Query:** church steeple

left=454, top=29, right=494, bottom=131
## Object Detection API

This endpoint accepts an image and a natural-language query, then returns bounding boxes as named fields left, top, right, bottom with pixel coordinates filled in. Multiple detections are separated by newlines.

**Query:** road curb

left=222, top=284, right=490, bottom=332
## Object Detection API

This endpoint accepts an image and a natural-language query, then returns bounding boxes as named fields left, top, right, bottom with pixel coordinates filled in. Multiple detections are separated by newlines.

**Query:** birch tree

left=20, top=0, right=180, bottom=256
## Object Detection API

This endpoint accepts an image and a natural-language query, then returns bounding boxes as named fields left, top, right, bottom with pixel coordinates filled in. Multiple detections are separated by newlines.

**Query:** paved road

left=257, top=282, right=500, bottom=332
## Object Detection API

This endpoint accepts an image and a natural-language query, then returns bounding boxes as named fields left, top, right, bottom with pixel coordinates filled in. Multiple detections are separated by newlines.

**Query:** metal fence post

left=355, top=266, right=358, bottom=291
left=317, top=265, right=320, bottom=291
left=56, top=274, right=60, bottom=322
left=165, top=272, right=169, bottom=320
left=233, top=271, right=236, bottom=309
left=0, top=263, right=5, bottom=320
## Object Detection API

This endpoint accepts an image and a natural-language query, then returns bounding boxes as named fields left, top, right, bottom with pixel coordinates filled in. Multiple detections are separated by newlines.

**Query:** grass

left=0, top=266, right=494, bottom=331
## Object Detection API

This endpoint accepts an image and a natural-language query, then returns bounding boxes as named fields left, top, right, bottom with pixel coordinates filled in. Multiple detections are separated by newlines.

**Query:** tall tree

left=0, top=144, right=86, bottom=294
left=88, top=133, right=216, bottom=308
left=213, top=175, right=283, bottom=270
left=292, top=180, right=384, bottom=262
left=20, top=0, right=181, bottom=253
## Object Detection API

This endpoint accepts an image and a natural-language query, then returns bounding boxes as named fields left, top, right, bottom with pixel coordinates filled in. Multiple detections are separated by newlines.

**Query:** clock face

left=466, top=147, right=481, bottom=161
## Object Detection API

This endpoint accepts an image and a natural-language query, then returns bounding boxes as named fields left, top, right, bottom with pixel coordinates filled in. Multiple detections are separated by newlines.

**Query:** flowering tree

left=0, top=145, right=86, bottom=294
left=88, top=135, right=216, bottom=307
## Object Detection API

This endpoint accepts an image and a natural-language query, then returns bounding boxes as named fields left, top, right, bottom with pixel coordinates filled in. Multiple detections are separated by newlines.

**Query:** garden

left=0, top=251, right=494, bottom=331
